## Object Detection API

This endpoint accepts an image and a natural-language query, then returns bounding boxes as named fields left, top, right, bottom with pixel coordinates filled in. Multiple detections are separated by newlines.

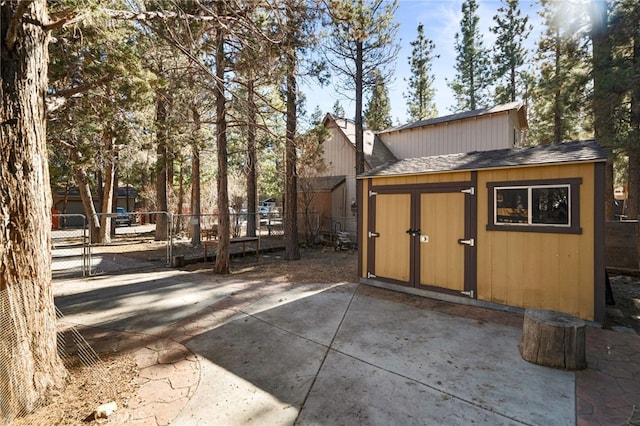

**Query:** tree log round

left=518, top=309, right=587, bottom=370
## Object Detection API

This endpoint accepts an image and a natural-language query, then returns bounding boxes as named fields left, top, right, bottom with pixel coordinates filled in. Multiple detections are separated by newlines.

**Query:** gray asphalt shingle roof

left=298, top=175, right=346, bottom=191
left=359, top=140, right=607, bottom=178
left=377, top=101, right=527, bottom=134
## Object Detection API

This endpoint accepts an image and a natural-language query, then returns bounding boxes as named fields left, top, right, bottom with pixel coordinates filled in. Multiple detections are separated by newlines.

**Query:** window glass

left=488, top=179, right=580, bottom=234
left=532, top=186, right=569, bottom=225
left=495, top=188, right=528, bottom=224
left=494, top=185, right=570, bottom=226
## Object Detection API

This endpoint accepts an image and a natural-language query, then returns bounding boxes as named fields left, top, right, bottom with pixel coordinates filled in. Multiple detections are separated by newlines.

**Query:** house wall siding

left=321, top=124, right=356, bottom=177
left=380, top=113, right=515, bottom=159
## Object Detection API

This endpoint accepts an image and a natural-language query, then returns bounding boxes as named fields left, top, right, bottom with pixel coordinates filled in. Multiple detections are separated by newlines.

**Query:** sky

left=301, top=0, right=544, bottom=126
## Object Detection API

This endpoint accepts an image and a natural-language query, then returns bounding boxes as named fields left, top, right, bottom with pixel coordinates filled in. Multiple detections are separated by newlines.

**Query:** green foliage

left=332, top=100, right=346, bottom=118
left=47, top=0, right=155, bottom=193
left=364, top=70, right=392, bottom=130
left=449, top=0, right=491, bottom=112
left=404, top=22, right=438, bottom=121
left=609, top=0, right=640, bottom=151
left=490, top=0, right=532, bottom=104
left=527, top=0, right=591, bottom=145
left=322, top=0, right=400, bottom=97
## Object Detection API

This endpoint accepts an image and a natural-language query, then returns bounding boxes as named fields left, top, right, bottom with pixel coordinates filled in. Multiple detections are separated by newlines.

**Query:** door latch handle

left=458, top=238, right=475, bottom=247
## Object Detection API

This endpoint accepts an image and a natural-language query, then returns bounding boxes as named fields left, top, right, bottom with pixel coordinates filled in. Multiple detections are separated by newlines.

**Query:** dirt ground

left=18, top=243, right=640, bottom=424
left=19, top=245, right=356, bottom=425
left=607, top=272, right=640, bottom=334
left=12, top=352, right=138, bottom=426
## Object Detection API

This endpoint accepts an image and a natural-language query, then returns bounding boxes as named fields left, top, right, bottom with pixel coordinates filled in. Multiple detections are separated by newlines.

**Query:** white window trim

left=493, top=184, right=571, bottom=228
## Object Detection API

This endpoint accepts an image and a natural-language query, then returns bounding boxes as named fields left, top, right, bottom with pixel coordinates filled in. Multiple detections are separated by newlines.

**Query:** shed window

left=487, top=178, right=581, bottom=234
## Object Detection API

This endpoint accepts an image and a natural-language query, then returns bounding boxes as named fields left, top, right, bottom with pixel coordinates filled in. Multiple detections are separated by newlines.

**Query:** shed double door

left=369, top=188, right=474, bottom=296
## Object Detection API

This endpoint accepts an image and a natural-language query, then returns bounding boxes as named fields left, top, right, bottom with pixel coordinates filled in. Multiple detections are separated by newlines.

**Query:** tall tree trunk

left=191, top=108, right=202, bottom=245
left=99, top=133, right=115, bottom=243
left=214, top=0, right=231, bottom=274
left=590, top=0, right=617, bottom=220
left=355, top=39, right=365, bottom=175
left=284, top=4, right=300, bottom=261
left=155, top=90, right=169, bottom=241
left=72, top=150, right=101, bottom=242
left=110, top=160, right=119, bottom=238
left=627, top=28, right=640, bottom=220
left=510, top=64, right=516, bottom=102
left=246, top=77, right=257, bottom=237
left=553, top=28, right=563, bottom=144
left=0, top=1, right=67, bottom=420
left=176, top=156, right=185, bottom=233
left=629, top=148, right=639, bottom=220
left=469, top=61, right=476, bottom=110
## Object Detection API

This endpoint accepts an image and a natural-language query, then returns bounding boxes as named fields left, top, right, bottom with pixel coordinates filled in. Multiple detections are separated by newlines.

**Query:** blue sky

left=301, top=0, right=544, bottom=126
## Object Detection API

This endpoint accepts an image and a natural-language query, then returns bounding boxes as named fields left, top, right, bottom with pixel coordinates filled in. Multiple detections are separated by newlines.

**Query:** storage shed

left=357, top=140, right=607, bottom=323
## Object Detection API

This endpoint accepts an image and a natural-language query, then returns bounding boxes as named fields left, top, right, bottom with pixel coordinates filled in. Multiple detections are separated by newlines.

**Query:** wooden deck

left=203, top=237, right=260, bottom=262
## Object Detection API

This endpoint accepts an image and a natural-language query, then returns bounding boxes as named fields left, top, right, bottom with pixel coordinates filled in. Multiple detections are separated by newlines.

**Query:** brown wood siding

left=298, top=191, right=332, bottom=219
left=476, top=163, right=596, bottom=320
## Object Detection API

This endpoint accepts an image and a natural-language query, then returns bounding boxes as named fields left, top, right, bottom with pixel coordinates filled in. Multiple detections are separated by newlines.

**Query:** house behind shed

left=358, top=141, right=607, bottom=323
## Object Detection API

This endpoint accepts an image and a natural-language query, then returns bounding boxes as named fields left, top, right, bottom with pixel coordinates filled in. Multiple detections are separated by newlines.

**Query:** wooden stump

left=518, top=309, right=587, bottom=370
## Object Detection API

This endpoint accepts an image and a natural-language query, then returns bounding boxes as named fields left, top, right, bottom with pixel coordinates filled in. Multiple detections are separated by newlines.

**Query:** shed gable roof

left=323, top=113, right=397, bottom=168
left=377, top=101, right=527, bottom=135
left=359, top=140, right=607, bottom=178
left=298, top=175, right=346, bottom=192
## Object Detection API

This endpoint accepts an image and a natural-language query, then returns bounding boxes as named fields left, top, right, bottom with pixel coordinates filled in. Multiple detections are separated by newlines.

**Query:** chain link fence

left=52, top=214, right=89, bottom=278
left=0, top=286, right=120, bottom=424
left=50, top=210, right=351, bottom=276
left=89, top=211, right=172, bottom=275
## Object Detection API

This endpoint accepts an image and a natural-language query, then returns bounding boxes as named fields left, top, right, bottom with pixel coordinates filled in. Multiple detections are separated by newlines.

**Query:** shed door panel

left=374, top=193, right=411, bottom=283
left=419, top=192, right=465, bottom=291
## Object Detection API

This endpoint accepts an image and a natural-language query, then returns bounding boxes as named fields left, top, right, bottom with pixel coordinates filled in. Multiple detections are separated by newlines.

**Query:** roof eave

left=357, top=158, right=607, bottom=180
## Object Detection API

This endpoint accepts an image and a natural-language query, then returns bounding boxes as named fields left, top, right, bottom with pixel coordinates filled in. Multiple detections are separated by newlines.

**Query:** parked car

left=258, top=205, right=270, bottom=218
left=115, top=207, right=133, bottom=226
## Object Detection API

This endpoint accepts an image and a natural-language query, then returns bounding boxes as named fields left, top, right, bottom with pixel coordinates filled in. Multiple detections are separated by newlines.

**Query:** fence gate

left=87, top=211, right=172, bottom=275
left=51, top=214, right=90, bottom=278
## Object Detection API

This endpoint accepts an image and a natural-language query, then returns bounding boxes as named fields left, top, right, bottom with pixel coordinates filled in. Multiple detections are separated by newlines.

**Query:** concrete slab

left=297, top=350, right=517, bottom=425
left=327, top=289, right=574, bottom=425
left=55, top=270, right=246, bottom=335
left=54, top=269, right=580, bottom=425
left=243, top=283, right=358, bottom=346
left=176, top=312, right=329, bottom=425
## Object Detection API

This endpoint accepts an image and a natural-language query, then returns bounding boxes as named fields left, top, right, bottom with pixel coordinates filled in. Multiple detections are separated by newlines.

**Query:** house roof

left=298, top=175, right=346, bottom=192
left=359, top=140, right=607, bottom=178
left=377, top=101, right=528, bottom=135
left=323, top=113, right=397, bottom=168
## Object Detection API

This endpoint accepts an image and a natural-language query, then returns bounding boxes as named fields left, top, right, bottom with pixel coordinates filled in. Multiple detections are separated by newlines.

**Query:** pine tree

left=608, top=0, right=640, bottom=219
left=528, top=0, right=591, bottom=145
left=490, top=0, right=532, bottom=104
left=364, top=70, right=392, bottom=130
left=332, top=100, right=346, bottom=117
left=323, top=0, right=400, bottom=174
left=449, top=0, right=491, bottom=112
left=404, top=22, right=438, bottom=121
left=311, top=105, right=324, bottom=125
